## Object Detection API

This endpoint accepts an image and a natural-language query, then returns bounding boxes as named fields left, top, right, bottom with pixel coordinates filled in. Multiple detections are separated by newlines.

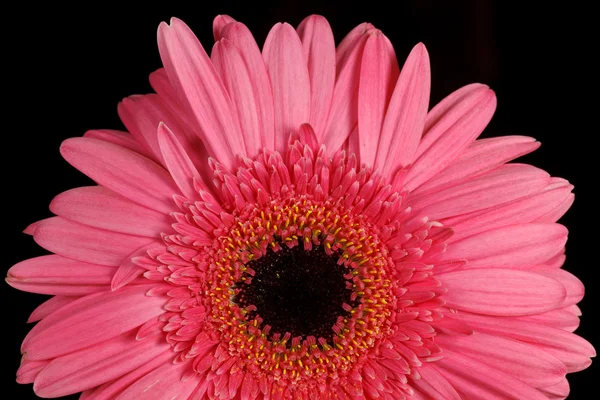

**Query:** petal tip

left=23, top=221, right=40, bottom=235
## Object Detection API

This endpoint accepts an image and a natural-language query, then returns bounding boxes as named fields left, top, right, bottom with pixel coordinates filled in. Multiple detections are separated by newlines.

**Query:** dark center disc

left=234, top=244, right=355, bottom=342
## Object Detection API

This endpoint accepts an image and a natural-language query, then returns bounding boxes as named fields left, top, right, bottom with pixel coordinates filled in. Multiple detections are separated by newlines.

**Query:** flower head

left=8, top=14, right=594, bottom=399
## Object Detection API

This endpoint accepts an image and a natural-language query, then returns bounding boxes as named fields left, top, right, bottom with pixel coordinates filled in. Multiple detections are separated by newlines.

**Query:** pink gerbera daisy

left=7, top=14, right=594, bottom=399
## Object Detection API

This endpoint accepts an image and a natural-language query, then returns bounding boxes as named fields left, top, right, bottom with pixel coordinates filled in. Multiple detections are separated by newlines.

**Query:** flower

left=7, top=14, right=594, bottom=400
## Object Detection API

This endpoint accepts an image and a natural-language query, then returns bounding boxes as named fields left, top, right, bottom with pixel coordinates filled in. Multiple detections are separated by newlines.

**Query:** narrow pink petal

left=118, top=95, right=171, bottom=165
left=158, top=18, right=244, bottom=169
left=130, top=82, right=210, bottom=175
left=446, top=180, right=574, bottom=242
left=437, top=268, right=566, bottom=316
left=434, top=350, right=548, bottom=400
left=212, top=38, right=261, bottom=157
left=50, top=186, right=171, bottom=237
left=120, top=94, right=209, bottom=172
left=335, top=22, right=376, bottom=70
left=405, top=85, right=496, bottom=191
left=220, top=22, right=275, bottom=151
left=438, top=223, right=567, bottom=269
left=436, top=332, right=566, bottom=387
left=516, top=307, right=581, bottom=333
left=263, top=22, right=310, bottom=154
left=543, top=250, right=566, bottom=269
left=297, top=15, right=336, bottom=137
left=23, top=219, right=44, bottom=235
left=33, top=332, right=170, bottom=398
left=83, top=129, right=156, bottom=161
left=357, top=31, right=400, bottom=167
left=17, top=360, right=49, bottom=384
left=532, top=267, right=585, bottom=307
left=157, top=122, right=201, bottom=200
left=295, top=123, right=319, bottom=149
left=28, top=295, right=78, bottom=323
left=82, top=351, right=174, bottom=400
left=213, top=14, right=236, bottom=40
left=111, top=242, right=164, bottom=291
left=539, top=378, right=570, bottom=399
left=535, top=192, right=574, bottom=223
left=322, top=31, right=369, bottom=153
left=61, top=137, right=179, bottom=214
left=545, top=349, right=593, bottom=373
left=449, top=312, right=595, bottom=372
left=409, top=164, right=550, bottom=221
left=115, top=361, right=200, bottom=400
left=7, top=255, right=115, bottom=296
left=412, top=135, right=540, bottom=196
left=376, top=43, right=430, bottom=175
left=409, top=366, right=461, bottom=400
left=148, top=68, right=180, bottom=110
left=32, top=217, right=152, bottom=267
left=22, top=284, right=165, bottom=360
left=345, top=125, right=360, bottom=160
left=418, top=83, right=486, bottom=150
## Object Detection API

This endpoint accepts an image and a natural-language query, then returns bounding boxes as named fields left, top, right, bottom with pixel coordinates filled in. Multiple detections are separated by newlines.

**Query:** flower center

left=200, top=194, right=396, bottom=385
left=234, top=244, right=355, bottom=343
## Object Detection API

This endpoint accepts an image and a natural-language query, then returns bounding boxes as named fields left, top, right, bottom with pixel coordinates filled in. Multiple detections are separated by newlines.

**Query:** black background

left=3, top=1, right=597, bottom=399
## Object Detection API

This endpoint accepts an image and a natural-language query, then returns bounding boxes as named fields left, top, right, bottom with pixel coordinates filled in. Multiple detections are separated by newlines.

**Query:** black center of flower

left=234, top=244, right=354, bottom=342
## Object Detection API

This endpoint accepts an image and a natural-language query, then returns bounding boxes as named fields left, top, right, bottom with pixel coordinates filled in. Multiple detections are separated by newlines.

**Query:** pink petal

left=410, top=164, right=550, bottom=221
left=263, top=22, right=310, bottom=154
left=335, top=22, right=375, bottom=70
left=297, top=15, right=336, bottom=137
left=434, top=350, right=548, bottom=400
left=532, top=267, right=585, bottom=307
left=33, top=217, right=152, bottom=266
left=535, top=192, right=574, bottom=223
left=111, top=242, right=164, bottom=291
left=115, top=361, right=200, bottom=400
left=33, top=332, right=170, bottom=398
left=516, top=307, right=581, bottom=333
left=295, top=123, right=319, bottom=149
left=437, top=268, right=566, bottom=316
left=539, top=378, right=570, bottom=399
left=213, top=14, right=236, bottom=40
left=50, top=186, right=171, bottom=237
left=357, top=31, right=399, bottom=167
left=7, top=255, right=115, bottom=296
left=438, top=223, right=567, bottom=269
left=83, top=129, right=156, bottom=161
left=322, top=30, right=369, bottom=153
left=436, top=332, right=565, bottom=387
left=60, top=137, right=179, bottom=214
left=23, top=219, right=44, bottom=235
left=450, top=312, right=595, bottom=373
left=446, top=180, right=574, bottom=242
left=146, top=70, right=211, bottom=174
left=118, top=95, right=171, bottom=165
left=409, top=365, right=461, bottom=399
left=28, top=295, right=78, bottom=323
left=220, top=22, right=275, bottom=151
left=375, top=43, right=430, bottom=175
left=157, top=123, right=201, bottom=200
left=158, top=18, right=244, bottom=169
left=212, top=38, right=262, bottom=157
left=148, top=68, right=180, bottom=110
left=413, top=135, right=540, bottom=196
left=405, top=84, right=496, bottom=191
left=17, top=360, right=49, bottom=384
left=82, top=351, right=174, bottom=400
left=543, top=250, right=566, bottom=269
left=22, top=284, right=165, bottom=360
left=345, top=125, right=360, bottom=160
